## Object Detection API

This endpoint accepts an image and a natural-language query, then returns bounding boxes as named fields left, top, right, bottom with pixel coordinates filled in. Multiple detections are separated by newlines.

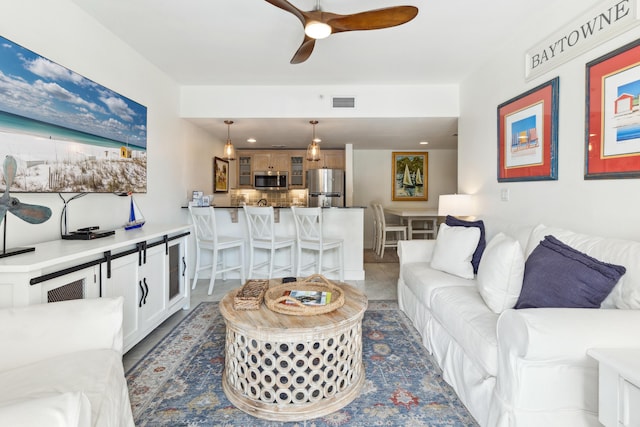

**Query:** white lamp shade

left=438, top=194, right=472, bottom=217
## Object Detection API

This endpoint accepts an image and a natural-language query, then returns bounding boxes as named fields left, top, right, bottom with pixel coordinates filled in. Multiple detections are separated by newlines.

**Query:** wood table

left=219, top=280, right=368, bottom=421
left=384, top=207, right=439, bottom=239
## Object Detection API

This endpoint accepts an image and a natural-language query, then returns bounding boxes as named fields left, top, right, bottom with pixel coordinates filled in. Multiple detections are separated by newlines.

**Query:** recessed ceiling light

left=247, top=138, right=256, bottom=143
left=419, top=141, right=429, bottom=145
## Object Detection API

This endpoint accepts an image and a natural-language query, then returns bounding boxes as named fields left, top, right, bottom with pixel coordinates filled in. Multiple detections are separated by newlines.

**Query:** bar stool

left=291, top=207, right=344, bottom=281
left=242, top=205, right=295, bottom=279
left=189, top=206, right=245, bottom=295
left=374, top=203, right=407, bottom=258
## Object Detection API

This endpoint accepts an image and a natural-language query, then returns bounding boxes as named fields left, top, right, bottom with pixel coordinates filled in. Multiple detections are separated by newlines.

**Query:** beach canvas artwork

left=0, top=35, right=147, bottom=193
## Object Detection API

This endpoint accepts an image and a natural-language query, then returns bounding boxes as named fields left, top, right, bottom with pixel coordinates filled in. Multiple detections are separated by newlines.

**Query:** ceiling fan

left=264, top=0, right=419, bottom=64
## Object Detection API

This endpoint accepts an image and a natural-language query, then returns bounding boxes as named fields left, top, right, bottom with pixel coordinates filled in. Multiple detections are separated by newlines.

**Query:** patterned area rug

left=126, top=301, right=478, bottom=426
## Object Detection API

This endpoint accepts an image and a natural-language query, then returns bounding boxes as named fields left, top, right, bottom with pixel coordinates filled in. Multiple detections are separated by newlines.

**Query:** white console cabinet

left=588, top=348, right=640, bottom=427
left=0, top=224, right=191, bottom=352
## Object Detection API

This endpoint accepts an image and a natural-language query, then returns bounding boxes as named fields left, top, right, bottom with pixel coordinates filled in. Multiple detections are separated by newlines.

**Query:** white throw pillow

left=476, top=232, right=525, bottom=313
left=430, top=223, right=481, bottom=279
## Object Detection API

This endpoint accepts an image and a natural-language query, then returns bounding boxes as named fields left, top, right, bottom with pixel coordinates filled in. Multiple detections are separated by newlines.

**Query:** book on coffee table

left=283, top=290, right=332, bottom=306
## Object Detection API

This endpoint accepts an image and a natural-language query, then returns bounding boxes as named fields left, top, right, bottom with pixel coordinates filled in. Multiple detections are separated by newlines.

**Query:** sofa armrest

left=398, top=240, right=436, bottom=265
left=0, top=297, right=124, bottom=372
left=498, top=308, right=640, bottom=360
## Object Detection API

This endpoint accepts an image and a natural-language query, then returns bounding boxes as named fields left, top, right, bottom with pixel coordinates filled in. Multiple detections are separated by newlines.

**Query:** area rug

left=126, top=301, right=478, bottom=427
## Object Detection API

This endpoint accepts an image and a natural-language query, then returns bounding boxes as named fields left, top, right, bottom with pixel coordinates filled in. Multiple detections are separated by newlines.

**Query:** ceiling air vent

left=332, top=97, right=355, bottom=108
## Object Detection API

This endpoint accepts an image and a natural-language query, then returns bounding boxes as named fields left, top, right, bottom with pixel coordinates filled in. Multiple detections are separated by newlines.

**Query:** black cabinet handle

left=143, top=278, right=149, bottom=305
left=138, top=280, right=144, bottom=307
left=182, top=256, right=186, bottom=277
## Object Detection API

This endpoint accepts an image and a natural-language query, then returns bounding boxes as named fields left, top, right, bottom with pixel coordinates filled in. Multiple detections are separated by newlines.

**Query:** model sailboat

left=124, top=194, right=145, bottom=230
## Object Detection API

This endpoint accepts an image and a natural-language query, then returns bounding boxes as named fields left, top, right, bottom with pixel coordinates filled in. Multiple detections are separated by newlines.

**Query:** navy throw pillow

left=515, top=235, right=626, bottom=309
left=445, top=215, right=486, bottom=274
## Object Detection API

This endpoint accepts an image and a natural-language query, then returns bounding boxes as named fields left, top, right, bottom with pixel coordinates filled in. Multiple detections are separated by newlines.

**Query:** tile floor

left=123, top=261, right=399, bottom=371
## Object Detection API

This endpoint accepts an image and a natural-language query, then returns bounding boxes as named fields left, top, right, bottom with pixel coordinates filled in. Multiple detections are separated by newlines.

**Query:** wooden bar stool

left=189, top=206, right=245, bottom=295
left=291, top=207, right=344, bottom=281
left=242, top=206, right=295, bottom=279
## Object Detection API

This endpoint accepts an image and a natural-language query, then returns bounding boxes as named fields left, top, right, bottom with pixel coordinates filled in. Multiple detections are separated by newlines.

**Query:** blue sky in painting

left=0, top=36, right=146, bottom=148
left=618, top=79, right=640, bottom=97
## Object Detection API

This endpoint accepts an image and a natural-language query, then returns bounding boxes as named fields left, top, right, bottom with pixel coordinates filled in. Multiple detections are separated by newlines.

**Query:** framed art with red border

left=497, top=77, right=559, bottom=182
left=585, top=38, right=640, bottom=179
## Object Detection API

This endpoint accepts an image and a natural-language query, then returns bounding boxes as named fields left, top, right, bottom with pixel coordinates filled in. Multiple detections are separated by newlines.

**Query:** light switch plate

left=501, top=188, right=510, bottom=201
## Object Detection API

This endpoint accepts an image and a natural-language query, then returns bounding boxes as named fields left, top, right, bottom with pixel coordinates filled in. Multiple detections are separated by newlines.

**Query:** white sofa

left=397, top=220, right=640, bottom=427
left=0, top=297, right=135, bottom=427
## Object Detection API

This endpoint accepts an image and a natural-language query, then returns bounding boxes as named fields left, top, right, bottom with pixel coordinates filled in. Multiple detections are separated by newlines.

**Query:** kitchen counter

left=205, top=206, right=364, bottom=281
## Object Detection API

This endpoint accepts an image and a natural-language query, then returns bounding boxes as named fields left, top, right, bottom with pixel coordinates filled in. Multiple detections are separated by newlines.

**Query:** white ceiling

left=70, top=0, right=562, bottom=150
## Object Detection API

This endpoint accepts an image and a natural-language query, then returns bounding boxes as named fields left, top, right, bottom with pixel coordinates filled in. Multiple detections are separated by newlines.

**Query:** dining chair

left=291, top=207, right=344, bottom=281
left=242, top=205, right=295, bottom=279
left=374, top=203, right=407, bottom=258
left=189, top=206, right=245, bottom=295
left=370, top=202, right=380, bottom=256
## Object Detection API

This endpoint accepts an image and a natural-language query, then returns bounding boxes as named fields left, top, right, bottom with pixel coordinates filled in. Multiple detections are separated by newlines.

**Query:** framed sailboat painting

left=392, top=152, right=428, bottom=201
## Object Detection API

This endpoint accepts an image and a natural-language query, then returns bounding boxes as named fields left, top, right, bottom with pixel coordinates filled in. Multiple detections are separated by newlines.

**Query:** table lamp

left=438, top=194, right=472, bottom=219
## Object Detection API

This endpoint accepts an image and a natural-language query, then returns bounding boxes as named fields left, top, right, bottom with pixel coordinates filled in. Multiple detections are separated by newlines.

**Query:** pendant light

left=306, top=120, right=322, bottom=162
left=223, top=120, right=236, bottom=161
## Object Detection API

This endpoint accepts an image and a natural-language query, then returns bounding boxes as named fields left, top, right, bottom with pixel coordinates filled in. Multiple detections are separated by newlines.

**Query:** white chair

left=243, top=206, right=295, bottom=279
left=409, top=218, right=437, bottom=240
left=374, top=203, right=407, bottom=258
left=370, top=202, right=379, bottom=255
left=189, top=206, right=245, bottom=295
left=291, top=207, right=344, bottom=281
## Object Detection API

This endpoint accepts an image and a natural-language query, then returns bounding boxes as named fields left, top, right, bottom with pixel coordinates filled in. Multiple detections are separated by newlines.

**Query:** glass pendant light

left=223, top=120, right=236, bottom=161
left=306, top=120, right=322, bottom=162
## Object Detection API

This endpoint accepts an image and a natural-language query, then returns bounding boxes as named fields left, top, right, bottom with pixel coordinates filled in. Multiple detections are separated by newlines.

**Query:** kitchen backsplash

left=229, top=189, right=308, bottom=207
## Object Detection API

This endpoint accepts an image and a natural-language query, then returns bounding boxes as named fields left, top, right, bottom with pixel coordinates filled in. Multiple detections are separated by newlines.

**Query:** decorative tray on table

left=264, top=274, right=345, bottom=316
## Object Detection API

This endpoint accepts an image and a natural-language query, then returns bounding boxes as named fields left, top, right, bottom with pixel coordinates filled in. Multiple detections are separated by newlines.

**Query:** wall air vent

left=332, top=97, right=356, bottom=108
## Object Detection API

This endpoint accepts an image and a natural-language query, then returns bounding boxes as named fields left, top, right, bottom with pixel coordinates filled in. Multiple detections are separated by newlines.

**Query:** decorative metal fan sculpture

left=264, top=0, right=419, bottom=64
left=0, top=155, right=52, bottom=257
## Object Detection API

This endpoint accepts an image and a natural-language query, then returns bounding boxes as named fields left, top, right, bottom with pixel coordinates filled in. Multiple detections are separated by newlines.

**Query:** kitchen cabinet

left=306, top=150, right=345, bottom=170
left=237, top=154, right=253, bottom=188
left=253, top=151, right=290, bottom=172
left=289, top=152, right=305, bottom=188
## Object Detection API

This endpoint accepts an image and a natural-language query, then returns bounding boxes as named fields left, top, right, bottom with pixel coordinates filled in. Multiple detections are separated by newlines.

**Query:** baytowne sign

left=525, top=0, right=640, bottom=81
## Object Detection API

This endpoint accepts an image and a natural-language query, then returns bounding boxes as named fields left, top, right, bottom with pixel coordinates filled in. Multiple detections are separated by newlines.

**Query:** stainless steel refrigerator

left=306, top=169, right=345, bottom=207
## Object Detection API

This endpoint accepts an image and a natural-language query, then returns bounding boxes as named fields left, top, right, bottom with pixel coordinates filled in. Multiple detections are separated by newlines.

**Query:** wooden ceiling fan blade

left=264, top=0, right=307, bottom=25
left=290, top=36, right=316, bottom=64
left=328, top=6, right=418, bottom=33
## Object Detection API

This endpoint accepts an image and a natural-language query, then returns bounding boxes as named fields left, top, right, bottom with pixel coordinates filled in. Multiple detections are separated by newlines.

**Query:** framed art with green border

left=585, top=37, right=640, bottom=179
left=497, top=77, right=559, bottom=182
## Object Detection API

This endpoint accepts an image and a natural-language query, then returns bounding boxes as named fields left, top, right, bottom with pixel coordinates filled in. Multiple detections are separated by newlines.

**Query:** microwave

left=254, top=171, right=288, bottom=189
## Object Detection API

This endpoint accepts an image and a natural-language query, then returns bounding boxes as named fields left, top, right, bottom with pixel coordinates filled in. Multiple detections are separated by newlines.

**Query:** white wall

left=0, top=0, right=217, bottom=247
left=459, top=0, right=640, bottom=241
left=353, top=149, right=457, bottom=248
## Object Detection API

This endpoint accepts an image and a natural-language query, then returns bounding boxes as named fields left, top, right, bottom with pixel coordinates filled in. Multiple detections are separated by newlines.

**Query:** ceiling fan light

left=305, top=21, right=332, bottom=39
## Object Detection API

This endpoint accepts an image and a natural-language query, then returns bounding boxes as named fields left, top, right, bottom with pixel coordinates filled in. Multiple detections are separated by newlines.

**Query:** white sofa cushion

left=402, top=262, right=477, bottom=310
left=476, top=232, right=525, bottom=313
left=0, top=392, right=91, bottom=427
left=430, top=286, right=499, bottom=376
left=0, top=349, right=132, bottom=427
left=431, top=223, right=481, bottom=279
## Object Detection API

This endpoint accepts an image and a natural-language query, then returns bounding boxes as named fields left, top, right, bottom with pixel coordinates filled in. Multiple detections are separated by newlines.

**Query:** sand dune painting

left=0, top=35, right=147, bottom=193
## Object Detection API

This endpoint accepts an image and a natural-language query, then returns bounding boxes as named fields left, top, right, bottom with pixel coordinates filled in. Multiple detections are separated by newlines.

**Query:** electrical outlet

left=500, top=188, right=510, bottom=201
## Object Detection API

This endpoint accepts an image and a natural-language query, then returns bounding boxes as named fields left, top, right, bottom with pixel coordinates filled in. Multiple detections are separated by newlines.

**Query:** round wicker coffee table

left=219, top=280, right=368, bottom=421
